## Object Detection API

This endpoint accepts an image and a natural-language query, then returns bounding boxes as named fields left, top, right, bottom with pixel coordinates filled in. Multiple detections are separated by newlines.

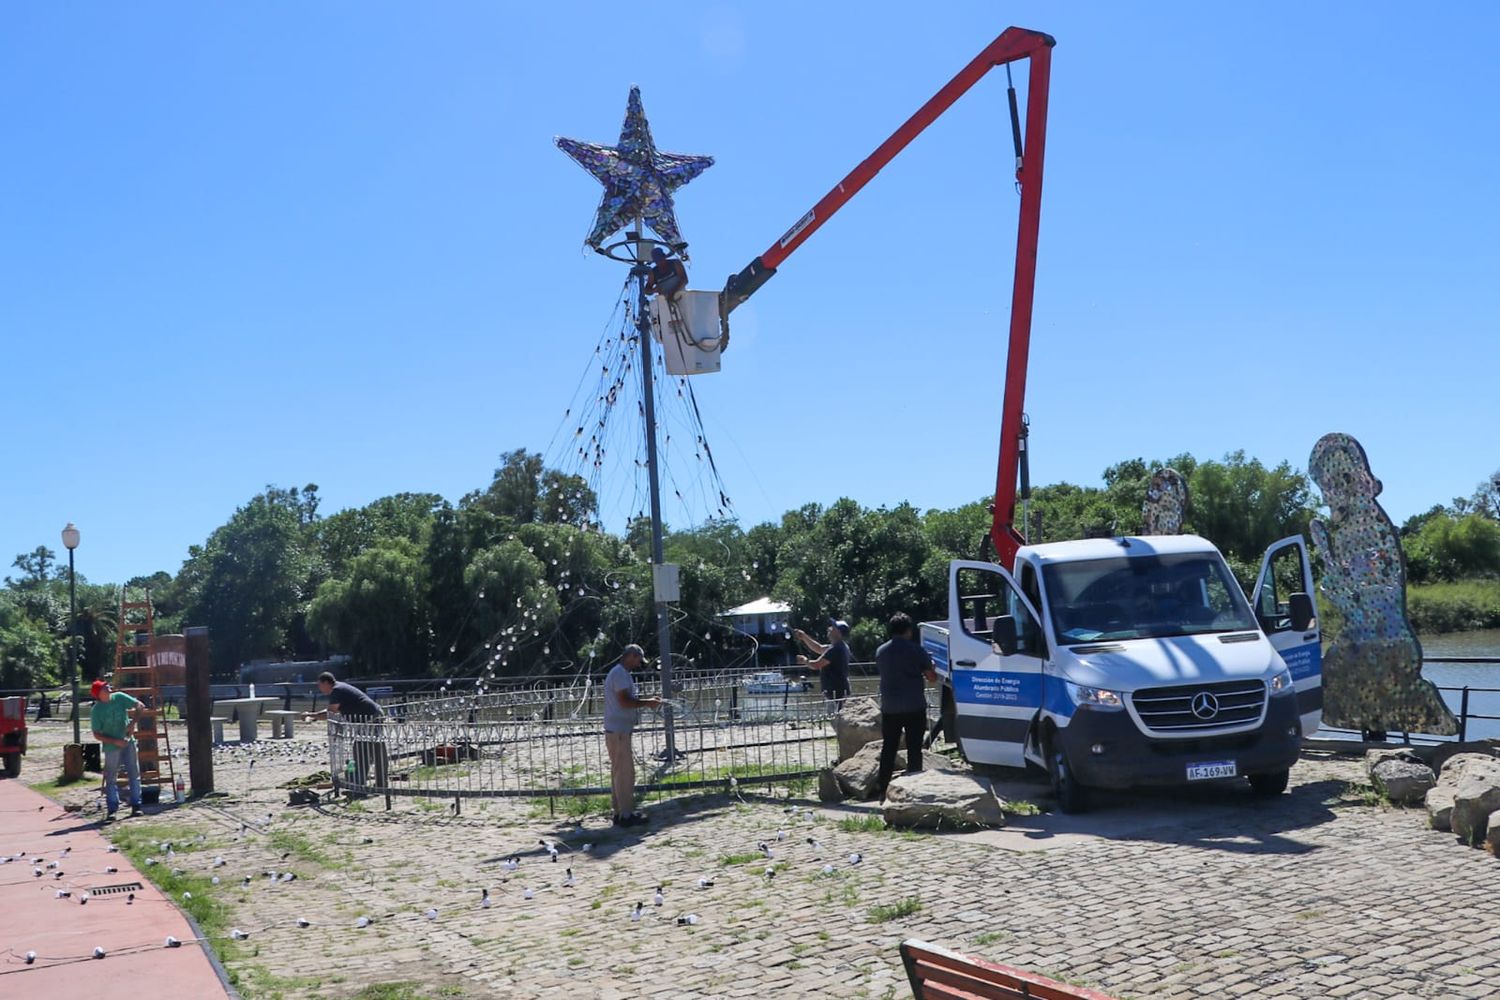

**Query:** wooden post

left=184, top=627, right=214, bottom=795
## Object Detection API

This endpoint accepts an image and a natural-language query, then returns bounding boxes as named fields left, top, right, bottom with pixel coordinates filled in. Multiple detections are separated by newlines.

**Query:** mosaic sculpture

left=556, top=87, right=713, bottom=257
left=1309, top=433, right=1457, bottom=736
left=1141, top=468, right=1189, bottom=535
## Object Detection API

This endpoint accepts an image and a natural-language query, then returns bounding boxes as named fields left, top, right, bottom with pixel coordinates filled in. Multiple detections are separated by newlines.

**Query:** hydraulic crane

left=718, top=25, right=1054, bottom=568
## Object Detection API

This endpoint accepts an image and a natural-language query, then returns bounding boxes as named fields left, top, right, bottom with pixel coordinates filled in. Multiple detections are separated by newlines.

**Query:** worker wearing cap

left=89, top=679, right=143, bottom=821
left=794, top=618, right=853, bottom=709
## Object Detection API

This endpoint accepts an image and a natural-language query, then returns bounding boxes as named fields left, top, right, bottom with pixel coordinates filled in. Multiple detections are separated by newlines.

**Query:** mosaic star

left=556, top=86, right=713, bottom=258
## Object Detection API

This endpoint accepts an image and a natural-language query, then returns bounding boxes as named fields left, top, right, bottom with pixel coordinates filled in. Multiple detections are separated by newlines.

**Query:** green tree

left=307, top=539, right=431, bottom=676
left=1188, top=451, right=1314, bottom=569
left=0, top=616, right=60, bottom=690
left=178, top=490, right=311, bottom=677
left=7, top=546, right=57, bottom=589
left=1405, top=513, right=1500, bottom=583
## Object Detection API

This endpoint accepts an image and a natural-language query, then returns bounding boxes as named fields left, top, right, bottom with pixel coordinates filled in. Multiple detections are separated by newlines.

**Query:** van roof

left=1019, top=535, right=1221, bottom=564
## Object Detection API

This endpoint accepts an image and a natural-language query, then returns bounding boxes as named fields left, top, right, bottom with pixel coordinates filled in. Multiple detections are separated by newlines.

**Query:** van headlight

left=1065, top=681, right=1125, bottom=711
left=1269, top=667, right=1295, bottom=696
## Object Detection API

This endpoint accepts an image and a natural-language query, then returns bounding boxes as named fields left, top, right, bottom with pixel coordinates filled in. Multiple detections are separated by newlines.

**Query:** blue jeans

left=102, top=741, right=141, bottom=814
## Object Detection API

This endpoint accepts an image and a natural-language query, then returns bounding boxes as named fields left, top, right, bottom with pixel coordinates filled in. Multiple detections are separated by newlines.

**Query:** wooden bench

left=900, top=939, right=1120, bottom=1000
left=264, top=710, right=297, bottom=739
left=209, top=716, right=229, bottom=744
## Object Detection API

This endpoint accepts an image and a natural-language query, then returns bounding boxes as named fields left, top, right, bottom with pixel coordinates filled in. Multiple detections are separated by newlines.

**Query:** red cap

left=90, top=680, right=110, bottom=700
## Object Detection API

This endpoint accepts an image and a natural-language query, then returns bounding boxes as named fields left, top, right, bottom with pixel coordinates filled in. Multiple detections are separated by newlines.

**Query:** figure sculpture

left=1308, top=433, right=1456, bottom=736
left=1141, top=468, right=1189, bottom=535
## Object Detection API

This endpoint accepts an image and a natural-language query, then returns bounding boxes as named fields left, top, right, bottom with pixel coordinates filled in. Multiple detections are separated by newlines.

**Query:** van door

left=946, top=560, right=1047, bottom=767
left=1251, top=536, right=1322, bottom=737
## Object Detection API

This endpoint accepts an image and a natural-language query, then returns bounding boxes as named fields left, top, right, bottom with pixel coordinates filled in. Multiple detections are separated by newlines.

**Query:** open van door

left=946, top=560, right=1047, bottom=767
left=1251, top=536, right=1322, bottom=737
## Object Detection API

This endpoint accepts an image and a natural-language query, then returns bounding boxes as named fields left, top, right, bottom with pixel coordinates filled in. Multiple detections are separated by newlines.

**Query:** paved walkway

left=17, top=721, right=1500, bottom=999
left=0, top=777, right=231, bottom=999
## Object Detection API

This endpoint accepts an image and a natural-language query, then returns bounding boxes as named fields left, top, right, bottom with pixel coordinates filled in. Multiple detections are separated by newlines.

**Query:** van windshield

left=1041, top=551, right=1257, bottom=646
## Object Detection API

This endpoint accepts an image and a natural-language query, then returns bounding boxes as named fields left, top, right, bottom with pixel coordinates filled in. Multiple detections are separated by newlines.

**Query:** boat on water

left=742, top=671, right=810, bottom=695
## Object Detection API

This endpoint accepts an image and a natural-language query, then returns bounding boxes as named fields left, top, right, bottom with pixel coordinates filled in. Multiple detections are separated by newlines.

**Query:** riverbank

left=1409, top=579, right=1500, bottom=634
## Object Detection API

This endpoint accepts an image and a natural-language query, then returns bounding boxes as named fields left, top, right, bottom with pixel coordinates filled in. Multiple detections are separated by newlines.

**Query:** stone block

left=1370, top=758, right=1436, bottom=805
left=882, top=769, right=1006, bottom=829
left=1450, top=758, right=1500, bottom=845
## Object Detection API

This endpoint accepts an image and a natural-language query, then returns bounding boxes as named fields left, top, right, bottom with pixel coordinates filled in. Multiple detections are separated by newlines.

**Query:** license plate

left=1186, top=760, right=1237, bottom=781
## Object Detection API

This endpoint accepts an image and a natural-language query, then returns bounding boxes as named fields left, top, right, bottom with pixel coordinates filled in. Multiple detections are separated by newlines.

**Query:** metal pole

left=1459, top=687, right=1470, bottom=743
left=632, top=229, right=677, bottom=762
left=69, top=548, right=80, bottom=746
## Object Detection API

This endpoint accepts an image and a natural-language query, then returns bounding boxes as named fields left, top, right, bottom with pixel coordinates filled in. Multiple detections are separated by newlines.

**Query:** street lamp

left=61, top=523, right=81, bottom=746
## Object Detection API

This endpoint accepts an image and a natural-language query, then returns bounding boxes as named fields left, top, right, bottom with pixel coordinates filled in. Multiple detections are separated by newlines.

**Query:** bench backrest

left=900, top=940, right=1120, bottom=1000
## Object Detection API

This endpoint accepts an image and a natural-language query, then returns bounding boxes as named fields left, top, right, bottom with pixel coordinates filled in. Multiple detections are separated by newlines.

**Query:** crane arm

left=719, top=25, right=1055, bottom=567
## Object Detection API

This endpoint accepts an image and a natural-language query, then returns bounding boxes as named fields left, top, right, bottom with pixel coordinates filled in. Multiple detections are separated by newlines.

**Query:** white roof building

left=720, top=597, right=792, bottom=637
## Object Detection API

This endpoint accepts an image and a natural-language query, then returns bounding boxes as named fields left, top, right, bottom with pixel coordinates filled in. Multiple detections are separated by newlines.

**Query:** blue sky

left=3, top=3, right=1497, bottom=585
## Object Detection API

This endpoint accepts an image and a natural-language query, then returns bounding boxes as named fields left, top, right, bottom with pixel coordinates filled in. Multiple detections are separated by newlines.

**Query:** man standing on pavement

left=90, top=679, right=142, bottom=821
left=793, top=618, right=853, bottom=709
left=603, top=645, right=662, bottom=827
left=305, top=672, right=386, bottom=791
left=874, top=612, right=938, bottom=801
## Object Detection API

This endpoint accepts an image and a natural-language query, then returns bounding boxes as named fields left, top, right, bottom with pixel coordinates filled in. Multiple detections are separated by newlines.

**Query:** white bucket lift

left=650, top=290, right=724, bottom=375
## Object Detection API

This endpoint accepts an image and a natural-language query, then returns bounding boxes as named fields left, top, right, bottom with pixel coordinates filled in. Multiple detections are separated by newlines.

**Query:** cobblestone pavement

left=17, top=719, right=1500, bottom=999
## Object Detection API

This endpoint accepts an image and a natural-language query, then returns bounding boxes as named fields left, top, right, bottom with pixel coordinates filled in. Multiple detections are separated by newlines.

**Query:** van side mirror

left=991, top=615, right=1018, bottom=656
left=1288, top=593, right=1315, bottom=631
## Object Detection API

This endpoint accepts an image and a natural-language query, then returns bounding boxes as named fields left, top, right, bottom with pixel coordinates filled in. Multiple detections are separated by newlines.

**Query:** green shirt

left=90, top=692, right=141, bottom=742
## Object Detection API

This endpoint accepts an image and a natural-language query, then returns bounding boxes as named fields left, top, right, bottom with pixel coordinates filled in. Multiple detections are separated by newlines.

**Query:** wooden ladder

left=114, top=589, right=176, bottom=800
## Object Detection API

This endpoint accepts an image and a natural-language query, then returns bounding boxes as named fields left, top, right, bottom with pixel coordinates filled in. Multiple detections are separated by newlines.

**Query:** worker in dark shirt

left=306, top=672, right=383, bottom=721
left=305, top=671, right=386, bottom=794
left=645, top=246, right=688, bottom=301
left=794, top=618, right=853, bottom=708
left=874, top=612, right=938, bottom=801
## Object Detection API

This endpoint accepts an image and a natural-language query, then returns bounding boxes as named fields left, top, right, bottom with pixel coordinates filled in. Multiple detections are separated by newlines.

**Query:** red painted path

left=0, top=778, right=231, bottom=998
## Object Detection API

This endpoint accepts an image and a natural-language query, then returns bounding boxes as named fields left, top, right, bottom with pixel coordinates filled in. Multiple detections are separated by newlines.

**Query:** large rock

left=832, top=698, right=885, bottom=762
left=831, top=740, right=954, bottom=801
left=1370, top=758, right=1437, bottom=805
left=817, top=768, right=845, bottom=803
left=1428, top=754, right=1500, bottom=832
left=1450, top=758, right=1500, bottom=845
left=883, top=770, right=1006, bottom=829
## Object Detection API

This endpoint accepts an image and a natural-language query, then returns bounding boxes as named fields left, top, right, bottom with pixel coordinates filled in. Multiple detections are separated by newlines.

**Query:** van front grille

left=1130, top=679, right=1265, bottom=732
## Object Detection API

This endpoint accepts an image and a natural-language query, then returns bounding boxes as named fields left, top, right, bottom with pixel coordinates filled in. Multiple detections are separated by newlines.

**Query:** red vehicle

left=1, top=696, right=26, bottom=777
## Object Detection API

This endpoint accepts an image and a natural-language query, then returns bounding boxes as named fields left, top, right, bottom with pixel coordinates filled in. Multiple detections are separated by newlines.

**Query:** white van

left=920, top=534, right=1322, bottom=811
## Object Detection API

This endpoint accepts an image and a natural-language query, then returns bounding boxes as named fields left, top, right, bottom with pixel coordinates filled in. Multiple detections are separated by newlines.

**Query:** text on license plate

left=1186, top=760, right=1237, bottom=781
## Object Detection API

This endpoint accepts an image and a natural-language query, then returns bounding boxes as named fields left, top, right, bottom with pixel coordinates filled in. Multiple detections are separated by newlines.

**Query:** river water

left=1418, top=629, right=1500, bottom=741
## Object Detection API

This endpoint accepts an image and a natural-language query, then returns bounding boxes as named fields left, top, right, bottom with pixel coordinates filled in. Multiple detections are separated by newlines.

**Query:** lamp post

left=61, top=522, right=81, bottom=746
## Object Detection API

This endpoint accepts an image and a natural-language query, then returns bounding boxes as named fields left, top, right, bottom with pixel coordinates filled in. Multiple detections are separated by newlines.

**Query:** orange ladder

left=112, top=589, right=177, bottom=801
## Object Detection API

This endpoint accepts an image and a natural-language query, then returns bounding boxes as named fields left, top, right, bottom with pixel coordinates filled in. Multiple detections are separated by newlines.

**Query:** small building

left=720, top=598, right=794, bottom=668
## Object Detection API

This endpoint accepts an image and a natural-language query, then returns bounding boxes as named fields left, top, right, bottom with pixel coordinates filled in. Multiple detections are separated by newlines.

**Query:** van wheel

left=1047, top=736, right=1087, bottom=814
left=2, top=753, right=20, bottom=779
left=1248, top=769, right=1289, bottom=797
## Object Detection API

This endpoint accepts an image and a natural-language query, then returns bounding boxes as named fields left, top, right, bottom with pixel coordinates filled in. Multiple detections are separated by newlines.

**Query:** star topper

left=556, top=87, right=713, bottom=259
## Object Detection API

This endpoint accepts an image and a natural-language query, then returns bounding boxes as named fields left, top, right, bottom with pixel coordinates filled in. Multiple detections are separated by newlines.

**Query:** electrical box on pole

left=652, top=563, right=681, bottom=603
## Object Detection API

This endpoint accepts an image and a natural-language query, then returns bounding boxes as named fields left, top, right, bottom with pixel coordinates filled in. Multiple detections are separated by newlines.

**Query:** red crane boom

left=720, top=25, right=1054, bottom=567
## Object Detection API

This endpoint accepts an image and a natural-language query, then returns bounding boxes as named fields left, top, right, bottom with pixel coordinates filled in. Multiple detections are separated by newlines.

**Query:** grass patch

left=719, top=851, right=764, bottom=867
left=657, top=761, right=801, bottom=788
left=405, top=764, right=473, bottom=782
left=269, top=828, right=336, bottom=867
left=27, top=773, right=88, bottom=798
left=867, top=896, right=923, bottom=923
left=838, top=815, right=887, bottom=834
left=973, top=930, right=1009, bottom=947
left=109, top=823, right=236, bottom=951
left=348, top=985, right=465, bottom=1000
left=1005, top=800, right=1042, bottom=817
left=1324, top=782, right=1385, bottom=808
